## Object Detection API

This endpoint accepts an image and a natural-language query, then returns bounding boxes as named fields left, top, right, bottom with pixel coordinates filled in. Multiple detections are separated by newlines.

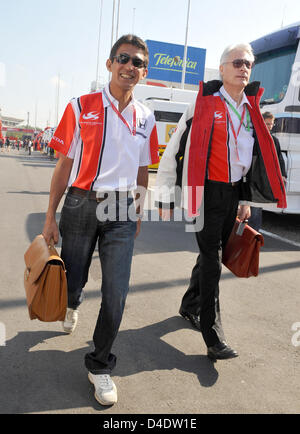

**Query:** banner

left=146, top=40, right=206, bottom=85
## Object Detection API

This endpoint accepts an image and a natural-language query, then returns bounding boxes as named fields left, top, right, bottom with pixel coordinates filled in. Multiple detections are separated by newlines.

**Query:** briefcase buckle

left=25, top=268, right=30, bottom=281
left=236, top=220, right=248, bottom=236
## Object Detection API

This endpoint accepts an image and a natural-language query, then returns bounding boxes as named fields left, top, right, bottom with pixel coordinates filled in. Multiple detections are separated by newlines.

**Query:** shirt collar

left=103, top=83, right=136, bottom=109
left=220, top=85, right=252, bottom=109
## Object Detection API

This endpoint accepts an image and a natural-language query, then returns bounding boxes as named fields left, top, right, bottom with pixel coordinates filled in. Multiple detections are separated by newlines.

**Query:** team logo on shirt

left=81, top=111, right=103, bottom=126
left=82, top=111, right=101, bottom=120
left=137, top=118, right=147, bottom=130
left=214, top=111, right=226, bottom=124
left=214, top=111, right=223, bottom=120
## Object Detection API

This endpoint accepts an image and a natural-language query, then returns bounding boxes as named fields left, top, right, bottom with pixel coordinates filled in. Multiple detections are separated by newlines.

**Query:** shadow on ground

left=0, top=317, right=217, bottom=414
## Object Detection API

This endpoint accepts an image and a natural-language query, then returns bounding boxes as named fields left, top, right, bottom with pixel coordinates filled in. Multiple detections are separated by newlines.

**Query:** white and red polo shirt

left=49, top=84, right=159, bottom=192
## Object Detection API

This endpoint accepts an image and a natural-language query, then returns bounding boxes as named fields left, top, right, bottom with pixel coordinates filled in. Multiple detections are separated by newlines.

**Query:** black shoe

left=179, top=307, right=201, bottom=331
left=207, top=342, right=238, bottom=360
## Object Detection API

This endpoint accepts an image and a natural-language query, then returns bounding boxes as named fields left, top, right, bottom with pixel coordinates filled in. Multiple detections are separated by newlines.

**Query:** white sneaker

left=62, top=308, right=79, bottom=333
left=88, top=372, right=118, bottom=406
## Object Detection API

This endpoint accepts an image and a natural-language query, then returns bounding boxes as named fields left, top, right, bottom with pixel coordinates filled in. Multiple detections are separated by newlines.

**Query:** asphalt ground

left=0, top=149, right=299, bottom=415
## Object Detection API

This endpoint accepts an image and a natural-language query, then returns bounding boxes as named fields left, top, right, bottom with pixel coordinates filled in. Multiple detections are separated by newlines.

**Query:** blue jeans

left=59, top=191, right=137, bottom=374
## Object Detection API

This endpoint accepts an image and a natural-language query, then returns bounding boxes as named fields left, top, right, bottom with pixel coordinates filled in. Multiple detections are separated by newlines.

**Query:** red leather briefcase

left=222, top=219, right=264, bottom=278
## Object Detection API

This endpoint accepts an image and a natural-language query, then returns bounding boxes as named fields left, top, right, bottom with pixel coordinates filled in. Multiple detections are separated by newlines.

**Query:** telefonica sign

left=146, top=40, right=206, bottom=85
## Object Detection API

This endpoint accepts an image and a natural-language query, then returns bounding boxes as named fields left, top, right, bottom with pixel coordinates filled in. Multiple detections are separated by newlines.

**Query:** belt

left=206, top=179, right=242, bottom=187
left=68, top=187, right=131, bottom=203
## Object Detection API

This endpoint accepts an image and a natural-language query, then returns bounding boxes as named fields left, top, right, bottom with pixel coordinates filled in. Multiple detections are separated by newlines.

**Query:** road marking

left=261, top=230, right=300, bottom=248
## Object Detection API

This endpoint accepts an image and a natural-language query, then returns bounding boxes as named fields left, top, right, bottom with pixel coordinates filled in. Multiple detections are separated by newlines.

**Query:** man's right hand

left=42, top=216, right=59, bottom=245
left=41, top=154, right=74, bottom=246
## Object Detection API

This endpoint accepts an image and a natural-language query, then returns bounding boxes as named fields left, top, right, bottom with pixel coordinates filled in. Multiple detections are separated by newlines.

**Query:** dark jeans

left=180, top=181, right=240, bottom=347
left=59, top=191, right=137, bottom=374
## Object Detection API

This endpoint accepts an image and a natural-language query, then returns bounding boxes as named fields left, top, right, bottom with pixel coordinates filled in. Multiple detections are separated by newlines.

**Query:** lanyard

left=220, top=95, right=249, bottom=161
left=103, top=89, right=136, bottom=136
left=224, top=98, right=251, bottom=132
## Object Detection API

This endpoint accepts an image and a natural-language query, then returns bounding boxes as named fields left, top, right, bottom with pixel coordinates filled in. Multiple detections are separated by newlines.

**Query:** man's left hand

left=237, top=205, right=251, bottom=221
left=135, top=218, right=142, bottom=239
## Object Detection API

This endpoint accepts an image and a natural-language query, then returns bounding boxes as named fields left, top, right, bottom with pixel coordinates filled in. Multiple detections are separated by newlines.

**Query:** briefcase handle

left=236, top=219, right=248, bottom=236
left=25, top=240, right=59, bottom=281
left=47, top=238, right=55, bottom=248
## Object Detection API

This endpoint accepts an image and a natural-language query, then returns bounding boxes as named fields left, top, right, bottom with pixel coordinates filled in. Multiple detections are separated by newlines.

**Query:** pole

left=281, top=3, right=286, bottom=28
left=132, top=8, right=136, bottom=34
left=34, top=100, right=37, bottom=131
left=111, top=0, right=116, bottom=48
left=116, top=0, right=121, bottom=40
left=181, top=0, right=191, bottom=89
left=96, top=0, right=104, bottom=89
left=109, top=0, right=116, bottom=81
left=55, top=74, right=60, bottom=127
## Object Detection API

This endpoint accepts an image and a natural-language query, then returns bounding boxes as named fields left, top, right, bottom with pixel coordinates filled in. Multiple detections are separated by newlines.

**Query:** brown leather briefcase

left=24, top=235, right=67, bottom=322
left=222, top=219, right=264, bottom=278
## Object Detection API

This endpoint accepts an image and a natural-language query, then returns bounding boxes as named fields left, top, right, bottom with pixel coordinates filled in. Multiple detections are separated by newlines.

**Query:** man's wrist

left=45, top=211, right=56, bottom=220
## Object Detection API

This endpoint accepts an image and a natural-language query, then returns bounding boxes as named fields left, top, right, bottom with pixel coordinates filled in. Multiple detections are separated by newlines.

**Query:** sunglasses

left=113, top=53, right=146, bottom=69
left=224, top=59, right=254, bottom=69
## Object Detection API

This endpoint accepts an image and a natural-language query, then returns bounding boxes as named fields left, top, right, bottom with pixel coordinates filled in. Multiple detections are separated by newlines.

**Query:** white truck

left=250, top=22, right=300, bottom=214
left=134, top=84, right=198, bottom=169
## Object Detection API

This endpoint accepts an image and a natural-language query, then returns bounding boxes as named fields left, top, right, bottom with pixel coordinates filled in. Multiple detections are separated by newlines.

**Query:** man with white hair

left=155, top=43, right=286, bottom=360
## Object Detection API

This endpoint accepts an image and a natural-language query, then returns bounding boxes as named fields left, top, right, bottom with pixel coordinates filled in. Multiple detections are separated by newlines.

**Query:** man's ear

left=219, top=64, right=223, bottom=79
left=106, top=59, right=112, bottom=72
left=142, top=68, right=148, bottom=80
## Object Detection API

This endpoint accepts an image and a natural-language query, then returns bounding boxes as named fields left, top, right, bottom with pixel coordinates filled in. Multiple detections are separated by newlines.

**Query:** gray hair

left=220, top=43, right=255, bottom=65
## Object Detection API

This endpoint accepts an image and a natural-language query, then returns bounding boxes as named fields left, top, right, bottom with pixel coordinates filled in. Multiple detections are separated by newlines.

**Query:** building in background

left=1, top=114, right=24, bottom=129
left=0, top=110, right=36, bottom=140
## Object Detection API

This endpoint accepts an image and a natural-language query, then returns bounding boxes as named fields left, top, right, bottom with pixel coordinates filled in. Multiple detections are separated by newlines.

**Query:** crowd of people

left=0, top=137, right=23, bottom=152
left=0, top=136, right=54, bottom=158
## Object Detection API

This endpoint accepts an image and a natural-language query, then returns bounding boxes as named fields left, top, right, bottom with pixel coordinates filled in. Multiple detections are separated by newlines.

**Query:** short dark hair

left=262, top=111, right=275, bottom=120
left=109, top=34, right=149, bottom=67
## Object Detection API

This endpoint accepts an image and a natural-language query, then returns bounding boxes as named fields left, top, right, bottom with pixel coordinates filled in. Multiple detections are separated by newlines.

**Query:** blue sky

left=0, top=0, right=300, bottom=128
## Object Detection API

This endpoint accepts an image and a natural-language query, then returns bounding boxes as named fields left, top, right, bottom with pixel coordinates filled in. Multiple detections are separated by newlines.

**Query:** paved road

left=0, top=150, right=300, bottom=414
left=150, top=171, right=300, bottom=245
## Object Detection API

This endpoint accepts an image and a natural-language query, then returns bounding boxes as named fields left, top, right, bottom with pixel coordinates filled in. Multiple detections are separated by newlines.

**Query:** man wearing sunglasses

left=42, top=34, right=159, bottom=406
left=156, top=43, right=286, bottom=361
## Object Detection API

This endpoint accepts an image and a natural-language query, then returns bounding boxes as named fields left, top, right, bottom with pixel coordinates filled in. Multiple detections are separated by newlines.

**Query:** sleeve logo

left=53, top=136, right=65, bottom=145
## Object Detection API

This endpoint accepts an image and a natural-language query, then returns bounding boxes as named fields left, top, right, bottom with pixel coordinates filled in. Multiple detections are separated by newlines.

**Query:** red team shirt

left=49, top=84, right=159, bottom=192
